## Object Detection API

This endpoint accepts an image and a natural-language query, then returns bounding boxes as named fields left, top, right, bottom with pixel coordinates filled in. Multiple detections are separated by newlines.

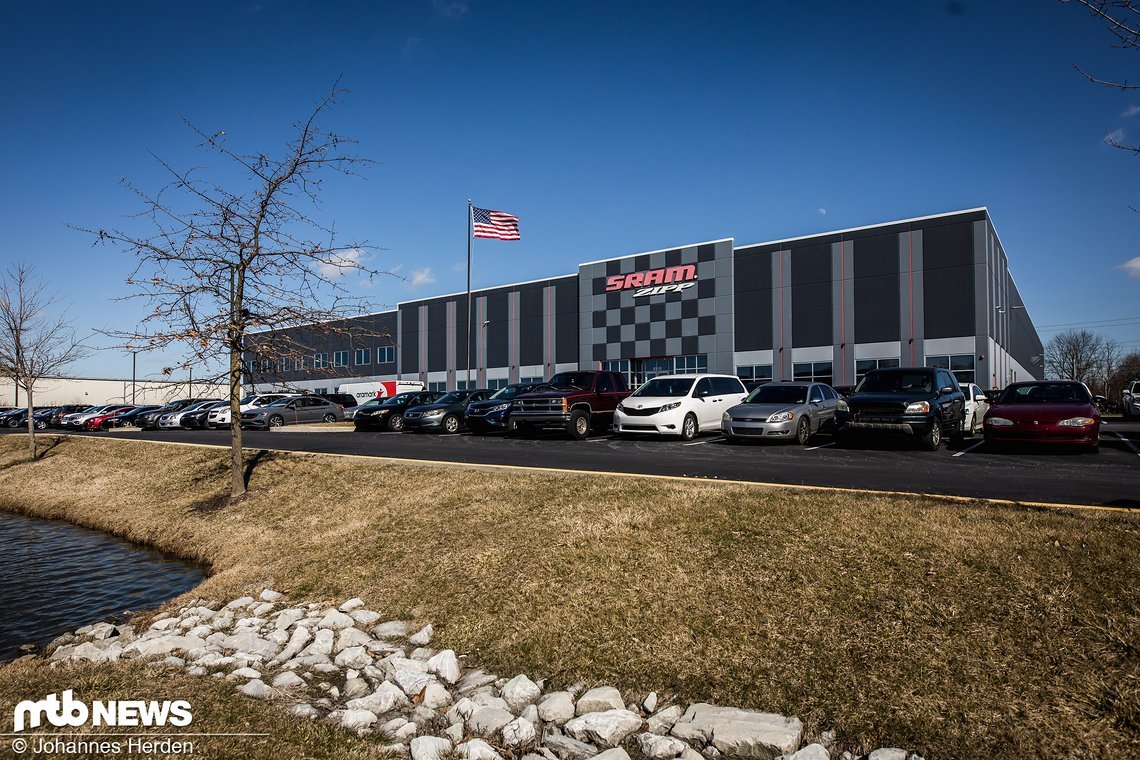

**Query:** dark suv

left=836, top=366, right=965, bottom=450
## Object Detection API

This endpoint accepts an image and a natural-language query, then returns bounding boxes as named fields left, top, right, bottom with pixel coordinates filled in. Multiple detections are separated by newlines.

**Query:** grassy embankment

left=0, top=435, right=1136, bottom=759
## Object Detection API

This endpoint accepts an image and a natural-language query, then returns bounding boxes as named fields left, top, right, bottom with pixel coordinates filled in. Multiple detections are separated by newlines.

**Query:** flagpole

left=466, top=198, right=473, bottom=390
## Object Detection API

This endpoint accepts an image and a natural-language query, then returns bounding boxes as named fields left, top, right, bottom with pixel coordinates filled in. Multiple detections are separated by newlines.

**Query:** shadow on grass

left=185, top=449, right=282, bottom=514
left=0, top=435, right=70, bottom=473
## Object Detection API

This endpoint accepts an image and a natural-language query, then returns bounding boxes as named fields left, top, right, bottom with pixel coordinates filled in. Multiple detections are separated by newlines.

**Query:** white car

left=206, top=394, right=293, bottom=429
left=158, top=399, right=223, bottom=429
left=614, top=373, right=747, bottom=441
left=961, top=382, right=990, bottom=436
left=62, top=404, right=116, bottom=428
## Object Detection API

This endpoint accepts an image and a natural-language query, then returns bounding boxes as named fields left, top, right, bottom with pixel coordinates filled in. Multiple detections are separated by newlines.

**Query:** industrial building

left=246, top=208, right=1043, bottom=394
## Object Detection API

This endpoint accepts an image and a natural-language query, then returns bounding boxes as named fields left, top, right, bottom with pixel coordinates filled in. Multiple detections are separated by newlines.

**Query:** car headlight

left=1058, top=417, right=1095, bottom=427
left=986, top=416, right=1013, bottom=427
left=660, top=401, right=682, bottom=411
left=423, top=409, right=444, bottom=417
left=722, top=411, right=731, bottom=421
left=836, top=399, right=848, bottom=412
left=489, top=403, right=510, bottom=413
left=767, top=411, right=794, bottom=423
left=905, top=401, right=931, bottom=414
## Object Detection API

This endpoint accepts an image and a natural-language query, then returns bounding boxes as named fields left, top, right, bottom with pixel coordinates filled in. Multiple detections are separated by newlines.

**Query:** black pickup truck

left=835, top=366, right=965, bottom=450
left=510, top=370, right=630, bottom=439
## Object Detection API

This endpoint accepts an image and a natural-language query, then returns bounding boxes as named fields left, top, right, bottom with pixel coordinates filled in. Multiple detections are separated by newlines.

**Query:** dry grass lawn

left=0, top=435, right=1136, bottom=759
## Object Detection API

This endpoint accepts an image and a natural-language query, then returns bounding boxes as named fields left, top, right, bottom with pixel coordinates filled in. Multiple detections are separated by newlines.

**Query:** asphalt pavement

left=24, top=418, right=1140, bottom=510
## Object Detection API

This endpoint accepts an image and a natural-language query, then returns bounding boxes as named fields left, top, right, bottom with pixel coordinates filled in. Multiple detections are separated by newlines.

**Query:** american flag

left=472, top=206, right=520, bottom=240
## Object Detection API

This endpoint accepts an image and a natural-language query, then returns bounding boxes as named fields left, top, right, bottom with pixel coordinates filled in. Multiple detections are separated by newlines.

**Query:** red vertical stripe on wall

left=908, top=232, right=915, bottom=365
left=840, top=241, right=846, bottom=384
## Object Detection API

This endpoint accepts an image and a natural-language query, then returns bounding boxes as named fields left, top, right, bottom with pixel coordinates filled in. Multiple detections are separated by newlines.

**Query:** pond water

left=0, top=510, right=206, bottom=661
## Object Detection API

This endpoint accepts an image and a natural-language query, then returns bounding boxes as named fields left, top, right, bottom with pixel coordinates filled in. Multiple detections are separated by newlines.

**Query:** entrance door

left=630, top=358, right=672, bottom=388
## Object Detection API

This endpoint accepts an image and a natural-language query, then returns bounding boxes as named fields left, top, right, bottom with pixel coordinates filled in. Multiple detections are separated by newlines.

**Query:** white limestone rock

left=410, top=736, right=452, bottom=760
left=502, top=716, right=538, bottom=749
left=339, top=597, right=366, bottom=612
left=469, top=706, right=515, bottom=737
left=446, top=697, right=479, bottom=725
left=444, top=723, right=466, bottom=743
left=259, top=589, right=285, bottom=603
left=867, top=751, right=907, bottom=760
left=343, top=677, right=371, bottom=700
left=395, top=722, right=419, bottom=741
left=544, top=733, right=600, bottom=760
left=225, top=596, right=255, bottom=610
left=643, top=692, right=659, bottom=714
left=351, top=609, right=383, bottom=627
left=638, top=732, right=688, bottom=760
left=421, top=682, right=454, bottom=710
left=228, top=666, right=262, bottom=681
left=275, top=608, right=305, bottom=630
left=459, top=738, right=504, bottom=760
left=502, top=674, right=542, bottom=712
left=538, top=691, right=576, bottom=726
left=669, top=704, right=802, bottom=759
left=335, top=646, right=373, bottom=670
left=271, top=671, right=307, bottom=690
left=408, top=624, right=434, bottom=646
left=89, top=622, right=117, bottom=640
left=291, top=703, right=319, bottom=720
left=373, top=621, right=411, bottom=639
left=346, top=681, right=409, bottom=715
left=342, top=709, right=378, bottom=731
left=221, top=631, right=279, bottom=660
left=458, top=670, right=498, bottom=693
left=594, top=750, right=632, bottom=760
left=336, top=627, right=373, bottom=653
left=394, top=668, right=437, bottom=696
left=778, top=745, right=830, bottom=760
left=565, top=709, right=644, bottom=748
left=238, top=679, right=271, bottom=699
left=648, top=705, right=684, bottom=735
left=426, top=649, right=461, bottom=684
left=318, top=610, right=355, bottom=630
left=576, top=686, right=625, bottom=715
left=471, top=693, right=511, bottom=712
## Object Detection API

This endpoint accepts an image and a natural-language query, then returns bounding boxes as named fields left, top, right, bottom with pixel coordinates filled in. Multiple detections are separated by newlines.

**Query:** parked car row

left=347, top=367, right=1103, bottom=453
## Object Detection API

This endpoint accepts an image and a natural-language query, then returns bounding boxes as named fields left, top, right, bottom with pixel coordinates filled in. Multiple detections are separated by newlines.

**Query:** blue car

left=465, top=383, right=542, bottom=435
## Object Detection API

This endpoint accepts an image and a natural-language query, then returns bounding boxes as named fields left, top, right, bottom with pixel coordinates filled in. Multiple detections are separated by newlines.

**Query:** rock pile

left=45, top=591, right=923, bottom=760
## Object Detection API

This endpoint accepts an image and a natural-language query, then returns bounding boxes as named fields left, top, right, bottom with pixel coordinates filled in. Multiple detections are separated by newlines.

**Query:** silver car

left=239, top=395, right=343, bottom=429
left=722, top=381, right=840, bottom=444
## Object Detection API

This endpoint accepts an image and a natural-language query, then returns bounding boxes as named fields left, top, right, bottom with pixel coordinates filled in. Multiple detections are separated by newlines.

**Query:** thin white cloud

left=451, top=261, right=467, bottom=273
left=1105, top=127, right=1126, bottom=146
left=818, top=208, right=827, bottom=216
left=1119, top=256, right=1140, bottom=278
left=315, top=247, right=365, bottom=279
left=409, top=267, right=435, bottom=288
left=1123, top=104, right=1140, bottom=118
left=432, top=0, right=468, bottom=19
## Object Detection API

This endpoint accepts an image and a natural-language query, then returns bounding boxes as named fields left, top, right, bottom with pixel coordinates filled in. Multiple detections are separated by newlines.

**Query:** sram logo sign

left=13, top=690, right=193, bottom=732
left=605, top=264, right=697, bottom=298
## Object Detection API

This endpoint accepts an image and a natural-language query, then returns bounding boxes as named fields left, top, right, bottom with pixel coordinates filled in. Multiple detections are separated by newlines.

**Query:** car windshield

left=436, top=391, right=469, bottom=405
left=745, top=385, right=807, bottom=404
left=999, top=383, right=1092, bottom=404
left=490, top=385, right=528, bottom=400
left=266, top=398, right=294, bottom=407
left=855, top=371, right=933, bottom=394
left=632, top=378, right=695, bottom=398
left=543, top=372, right=593, bottom=390
left=359, top=397, right=385, bottom=408
left=382, top=393, right=417, bottom=406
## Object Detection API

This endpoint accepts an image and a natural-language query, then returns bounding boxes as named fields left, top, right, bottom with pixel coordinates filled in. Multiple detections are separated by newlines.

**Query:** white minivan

left=613, top=373, right=747, bottom=441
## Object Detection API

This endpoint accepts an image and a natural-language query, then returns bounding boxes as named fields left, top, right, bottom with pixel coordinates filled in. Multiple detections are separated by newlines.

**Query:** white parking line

left=952, top=440, right=986, bottom=458
left=1114, top=432, right=1140, bottom=458
left=804, top=442, right=835, bottom=451
left=587, top=435, right=615, bottom=443
left=683, top=436, right=723, bottom=446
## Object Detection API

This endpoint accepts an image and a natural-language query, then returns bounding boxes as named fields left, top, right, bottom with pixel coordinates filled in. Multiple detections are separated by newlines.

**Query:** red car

left=983, top=380, right=1100, bottom=451
left=84, top=405, right=136, bottom=431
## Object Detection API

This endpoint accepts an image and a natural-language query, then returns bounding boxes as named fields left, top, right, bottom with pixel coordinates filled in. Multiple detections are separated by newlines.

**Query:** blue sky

left=1, top=0, right=1137, bottom=380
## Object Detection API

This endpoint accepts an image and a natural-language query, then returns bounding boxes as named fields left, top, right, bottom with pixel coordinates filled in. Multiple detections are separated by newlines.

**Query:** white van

left=613, top=374, right=747, bottom=441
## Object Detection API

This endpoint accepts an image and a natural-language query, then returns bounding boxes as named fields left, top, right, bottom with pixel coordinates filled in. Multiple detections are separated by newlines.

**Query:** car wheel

left=680, top=413, right=698, bottom=442
left=443, top=415, right=460, bottom=434
left=388, top=415, right=404, bottom=432
left=968, top=412, right=977, bottom=436
left=506, top=418, right=519, bottom=435
left=322, top=413, right=336, bottom=423
left=5, top=417, right=18, bottom=429
left=919, top=421, right=942, bottom=451
left=268, top=415, right=284, bottom=428
left=796, top=416, right=812, bottom=445
left=567, top=410, right=590, bottom=440
left=35, top=420, right=47, bottom=430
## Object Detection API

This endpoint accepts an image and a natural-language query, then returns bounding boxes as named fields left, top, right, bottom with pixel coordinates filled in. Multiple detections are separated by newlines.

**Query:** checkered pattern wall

left=577, top=239, right=735, bottom=372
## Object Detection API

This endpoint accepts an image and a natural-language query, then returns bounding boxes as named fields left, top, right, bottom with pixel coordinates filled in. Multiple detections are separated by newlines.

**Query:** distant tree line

left=1044, top=329, right=1139, bottom=400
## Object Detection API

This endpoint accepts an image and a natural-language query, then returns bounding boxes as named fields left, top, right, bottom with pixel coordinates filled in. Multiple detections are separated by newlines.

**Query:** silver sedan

left=721, top=381, right=840, bottom=444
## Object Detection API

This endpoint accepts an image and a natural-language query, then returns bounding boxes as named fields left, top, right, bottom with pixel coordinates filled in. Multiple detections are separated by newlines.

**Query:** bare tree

left=1045, top=329, right=1105, bottom=384
left=88, top=82, right=393, bottom=499
left=1070, top=1, right=1140, bottom=156
left=0, top=264, right=89, bottom=461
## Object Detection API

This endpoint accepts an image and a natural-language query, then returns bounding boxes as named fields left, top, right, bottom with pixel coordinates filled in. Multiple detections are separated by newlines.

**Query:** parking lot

left=35, top=418, right=1140, bottom=510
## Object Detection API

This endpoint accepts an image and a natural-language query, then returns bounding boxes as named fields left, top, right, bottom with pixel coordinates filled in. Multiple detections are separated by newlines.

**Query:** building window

left=354, top=348, right=370, bottom=366
left=855, top=358, right=900, bottom=382
left=673, top=354, right=708, bottom=374
left=314, top=387, right=328, bottom=395
left=794, top=361, right=833, bottom=387
left=377, top=346, right=395, bottom=364
left=519, top=375, right=545, bottom=384
left=313, top=353, right=330, bottom=369
left=926, top=354, right=975, bottom=384
left=295, top=356, right=309, bottom=371
left=332, top=350, right=349, bottom=367
left=428, top=381, right=447, bottom=392
left=259, top=359, right=271, bottom=372
left=276, top=358, right=288, bottom=373
left=603, top=360, right=631, bottom=388
left=736, top=364, right=773, bottom=382
left=486, top=378, right=509, bottom=390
